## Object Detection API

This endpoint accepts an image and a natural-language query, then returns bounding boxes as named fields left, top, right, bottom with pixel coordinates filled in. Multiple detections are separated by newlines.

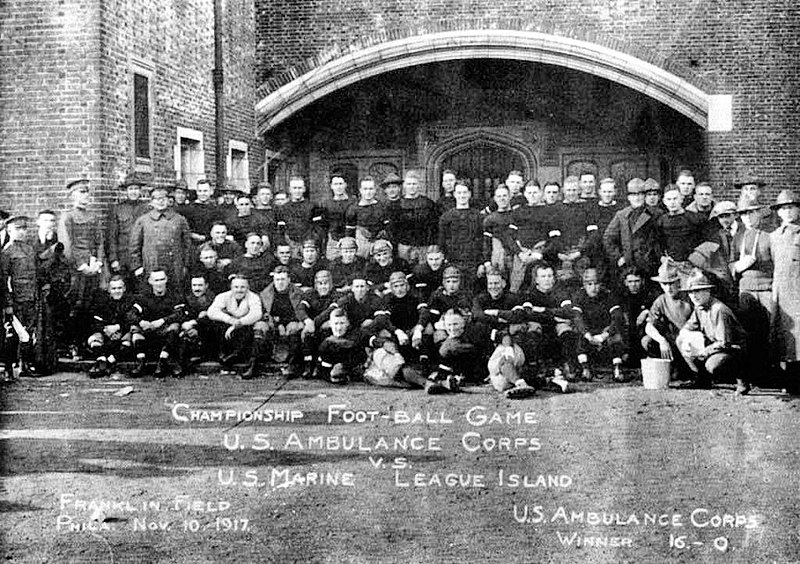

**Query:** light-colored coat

left=770, top=223, right=800, bottom=361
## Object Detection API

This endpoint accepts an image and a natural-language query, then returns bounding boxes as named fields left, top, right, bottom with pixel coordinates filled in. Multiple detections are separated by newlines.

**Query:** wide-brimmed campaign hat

left=771, top=190, right=800, bottom=209
left=709, top=201, right=736, bottom=219
left=734, top=173, right=767, bottom=188
left=651, top=263, right=680, bottom=284
left=736, top=201, right=764, bottom=214
left=121, top=172, right=149, bottom=188
left=683, top=271, right=715, bottom=292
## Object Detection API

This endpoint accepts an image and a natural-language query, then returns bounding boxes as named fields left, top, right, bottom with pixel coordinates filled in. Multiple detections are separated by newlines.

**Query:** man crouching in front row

left=676, top=270, right=750, bottom=395
left=207, top=273, right=266, bottom=380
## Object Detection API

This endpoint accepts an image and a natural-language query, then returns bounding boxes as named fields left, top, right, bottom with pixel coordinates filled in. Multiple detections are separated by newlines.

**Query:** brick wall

left=255, top=0, right=800, bottom=200
left=0, top=1, right=104, bottom=214
left=0, top=0, right=263, bottom=220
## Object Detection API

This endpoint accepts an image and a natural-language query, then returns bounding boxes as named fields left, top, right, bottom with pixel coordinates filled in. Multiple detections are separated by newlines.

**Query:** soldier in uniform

left=769, top=190, right=800, bottom=394
left=57, top=179, right=105, bottom=357
left=735, top=174, right=775, bottom=231
left=34, top=209, right=71, bottom=357
left=129, top=185, right=193, bottom=293
left=0, top=210, right=8, bottom=380
left=171, top=179, right=191, bottom=216
left=0, top=216, right=38, bottom=377
left=107, top=173, right=149, bottom=286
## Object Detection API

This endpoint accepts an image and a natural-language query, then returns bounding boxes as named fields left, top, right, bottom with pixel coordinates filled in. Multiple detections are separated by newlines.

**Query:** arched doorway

left=424, top=128, right=537, bottom=200
left=256, top=30, right=711, bottom=134
left=442, top=144, right=523, bottom=197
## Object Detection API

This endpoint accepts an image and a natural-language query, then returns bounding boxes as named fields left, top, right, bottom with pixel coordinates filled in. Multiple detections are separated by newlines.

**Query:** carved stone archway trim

left=256, top=30, right=711, bottom=134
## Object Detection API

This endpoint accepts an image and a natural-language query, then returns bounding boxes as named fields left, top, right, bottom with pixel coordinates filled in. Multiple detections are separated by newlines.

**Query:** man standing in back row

left=58, top=179, right=105, bottom=354
left=129, top=185, right=193, bottom=292
left=396, top=170, right=437, bottom=264
left=602, top=178, right=661, bottom=279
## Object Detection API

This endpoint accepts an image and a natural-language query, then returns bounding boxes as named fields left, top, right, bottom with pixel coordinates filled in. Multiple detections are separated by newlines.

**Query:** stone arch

left=256, top=30, right=712, bottom=134
left=425, top=130, right=537, bottom=198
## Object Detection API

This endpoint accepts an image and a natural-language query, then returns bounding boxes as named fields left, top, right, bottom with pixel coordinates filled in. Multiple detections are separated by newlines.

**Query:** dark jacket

left=106, top=199, right=148, bottom=267
left=129, top=209, right=192, bottom=289
left=602, top=206, right=661, bottom=275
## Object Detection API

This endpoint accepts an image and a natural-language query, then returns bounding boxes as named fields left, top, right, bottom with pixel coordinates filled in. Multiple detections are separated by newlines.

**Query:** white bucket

left=641, top=358, right=671, bottom=389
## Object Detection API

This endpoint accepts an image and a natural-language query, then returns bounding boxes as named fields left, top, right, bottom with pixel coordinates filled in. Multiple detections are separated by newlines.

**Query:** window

left=174, top=127, right=205, bottom=190
left=131, top=59, right=155, bottom=171
left=227, top=140, right=249, bottom=191
left=133, top=73, right=151, bottom=160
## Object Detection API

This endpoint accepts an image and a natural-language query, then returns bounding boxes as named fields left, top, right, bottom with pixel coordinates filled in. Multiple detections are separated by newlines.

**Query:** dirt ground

left=1, top=368, right=799, bottom=563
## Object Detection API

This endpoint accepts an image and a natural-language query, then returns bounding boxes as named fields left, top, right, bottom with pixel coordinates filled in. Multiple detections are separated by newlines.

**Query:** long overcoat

left=602, top=206, right=661, bottom=276
left=129, top=209, right=192, bottom=290
left=770, top=222, right=800, bottom=361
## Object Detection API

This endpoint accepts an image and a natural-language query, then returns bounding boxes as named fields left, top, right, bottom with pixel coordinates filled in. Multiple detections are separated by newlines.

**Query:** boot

left=153, top=355, right=169, bottom=378
left=328, top=363, right=347, bottom=384
left=301, top=355, right=315, bottom=379
left=735, top=379, right=751, bottom=395
left=242, top=338, right=265, bottom=380
left=18, top=360, right=34, bottom=378
left=219, top=351, right=238, bottom=366
left=174, top=343, right=189, bottom=378
left=549, top=371, right=570, bottom=393
left=130, top=355, right=147, bottom=378
left=612, top=359, right=625, bottom=382
left=170, top=358, right=185, bottom=378
left=88, top=359, right=104, bottom=379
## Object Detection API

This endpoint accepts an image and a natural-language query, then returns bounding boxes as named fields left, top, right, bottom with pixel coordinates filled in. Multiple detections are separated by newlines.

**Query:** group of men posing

left=2, top=167, right=799, bottom=397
